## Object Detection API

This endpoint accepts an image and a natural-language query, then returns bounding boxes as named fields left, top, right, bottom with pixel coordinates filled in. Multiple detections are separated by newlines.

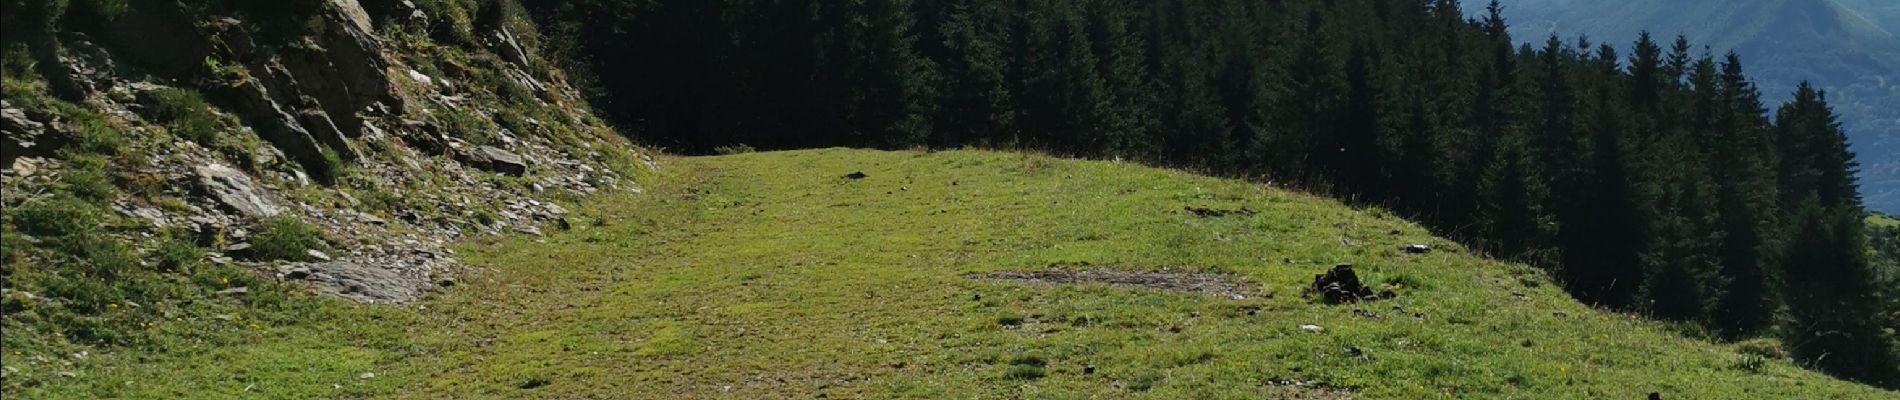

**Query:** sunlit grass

left=13, top=149, right=1892, bottom=399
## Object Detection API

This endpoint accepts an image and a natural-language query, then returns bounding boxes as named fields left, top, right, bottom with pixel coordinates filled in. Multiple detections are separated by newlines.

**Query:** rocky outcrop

left=489, top=27, right=532, bottom=68
left=221, top=74, right=342, bottom=180
left=278, top=0, right=392, bottom=139
left=194, top=164, right=283, bottom=219
left=4, top=0, right=652, bottom=306
left=1, top=102, right=67, bottom=165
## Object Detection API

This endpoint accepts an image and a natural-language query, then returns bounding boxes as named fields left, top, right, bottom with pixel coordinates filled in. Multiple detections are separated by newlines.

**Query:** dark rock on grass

left=844, top=171, right=869, bottom=180
left=460, top=145, right=529, bottom=176
left=1311, top=264, right=1392, bottom=304
left=1184, top=205, right=1256, bottom=218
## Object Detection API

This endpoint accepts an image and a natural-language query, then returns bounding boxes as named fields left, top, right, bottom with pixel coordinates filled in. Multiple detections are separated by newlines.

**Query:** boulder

left=460, top=145, right=529, bottom=176
left=194, top=164, right=282, bottom=219
left=1311, top=264, right=1386, bottom=304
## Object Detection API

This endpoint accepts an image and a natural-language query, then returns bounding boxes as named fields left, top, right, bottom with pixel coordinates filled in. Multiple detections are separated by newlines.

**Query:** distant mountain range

left=1835, top=0, right=1900, bottom=35
left=1475, top=0, right=1899, bottom=212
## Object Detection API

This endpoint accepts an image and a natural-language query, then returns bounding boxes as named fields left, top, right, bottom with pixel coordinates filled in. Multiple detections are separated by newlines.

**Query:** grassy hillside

left=1483, top=0, right=1900, bottom=213
left=1874, top=213, right=1900, bottom=229
left=10, top=149, right=1892, bottom=398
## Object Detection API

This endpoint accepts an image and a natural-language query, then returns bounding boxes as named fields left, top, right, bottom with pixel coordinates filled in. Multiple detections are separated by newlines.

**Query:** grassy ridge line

left=400, top=149, right=1890, bottom=398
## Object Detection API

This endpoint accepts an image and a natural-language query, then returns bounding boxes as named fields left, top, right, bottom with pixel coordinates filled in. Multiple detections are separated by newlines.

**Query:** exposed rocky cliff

left=1, top=0, right=653, bottom=303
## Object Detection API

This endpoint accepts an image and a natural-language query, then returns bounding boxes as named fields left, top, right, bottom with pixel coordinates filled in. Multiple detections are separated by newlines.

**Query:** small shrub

left=713, top=144, right=757, bottom=155
left=1003, top=364, right=1045, bottom=380
left=2, top=43, right=35, bottom=79
left=1128, top=370, right=1161, bottom=391
left=47, top=233, right=141, bottom=279
left=438, top=106, right=495, bottom=145
left=495, top=106, right=532, bottom=135
left=9, top=195, right=100, bottom=237
left=61, top=156, right=118, bottom=201
left=151, top=236, right=201, bottom=273
left=66, top=109, right=125, bottom=156
left=144, top=87, right=223, bottom=144
left=1737, top=338, right=1791, bottom=359
left=1736, top=354, right=1768, bottom=373
left=250, top=216, right=327, bottom=261
left=190, top=261, right=265, bottom=292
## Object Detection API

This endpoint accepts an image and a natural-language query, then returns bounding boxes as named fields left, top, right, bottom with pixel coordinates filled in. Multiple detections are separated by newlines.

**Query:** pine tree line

left=522, top=0, right=1897, bottom=385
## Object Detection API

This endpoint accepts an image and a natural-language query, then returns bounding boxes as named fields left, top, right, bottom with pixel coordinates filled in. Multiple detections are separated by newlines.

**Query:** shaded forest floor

left=16, top=149, right=1893, bottom=398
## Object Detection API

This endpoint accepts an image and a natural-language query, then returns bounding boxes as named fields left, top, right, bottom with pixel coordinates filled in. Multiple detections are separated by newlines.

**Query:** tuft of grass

left=1003, top=364, right=1046, bottom=380
left=249, top=216, right=327, bottom=262
left=436, top=105, right=494, bottom=146
left=8, top=195, right=101, bottom=237
left=143, top=87, right=222, bottom=144
left=150, top=235, right=201, bottom=273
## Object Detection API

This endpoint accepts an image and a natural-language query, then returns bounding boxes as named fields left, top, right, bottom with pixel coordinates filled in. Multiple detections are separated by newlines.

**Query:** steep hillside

left=1481, top=0, right=1900, bottom=212
left=1, top=0, right=652, bottom=392
left=10, top=149, right=1893, bottom=398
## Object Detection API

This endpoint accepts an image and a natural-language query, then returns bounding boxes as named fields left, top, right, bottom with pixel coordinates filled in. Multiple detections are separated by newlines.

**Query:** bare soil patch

left=969, top=265, right=1257, bottom=299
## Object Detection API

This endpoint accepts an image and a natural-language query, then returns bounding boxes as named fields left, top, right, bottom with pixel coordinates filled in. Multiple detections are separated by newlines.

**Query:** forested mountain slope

left=1477, top=0, right=1900, bottom=213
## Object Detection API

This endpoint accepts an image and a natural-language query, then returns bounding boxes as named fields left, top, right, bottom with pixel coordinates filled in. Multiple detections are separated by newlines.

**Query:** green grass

left=1871, top=213, right=1899, bottom=229
left=9, top=149, right=1896, bottom=398
left=248, top=216, right=329, bottom=262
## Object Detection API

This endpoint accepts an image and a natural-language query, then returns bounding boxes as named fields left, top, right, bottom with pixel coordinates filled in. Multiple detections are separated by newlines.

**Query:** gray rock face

left=490, top=27, right=532, bottom=68
left=2, top=103, right=55, bottom=165
left=194, top=164, right=282, bottom=219
left=279, top=2, right=392, bottom=140
left=330, top=0, right=376, bottom=33
left=296, top=108, right=362, bottom=161
left=295, top=261, right=424, bottom=303
left=462, top=145, right=529, bottom=176
left=221, top=75, right=338, bottom=180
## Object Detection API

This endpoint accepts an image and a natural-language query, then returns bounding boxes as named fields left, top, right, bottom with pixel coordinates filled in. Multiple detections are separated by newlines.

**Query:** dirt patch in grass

left=1184, top=205, right=1256, bottom=217
left=1262, top=380, right=1355, bottom=399
left=969, top=265, right=1258, bottom=299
